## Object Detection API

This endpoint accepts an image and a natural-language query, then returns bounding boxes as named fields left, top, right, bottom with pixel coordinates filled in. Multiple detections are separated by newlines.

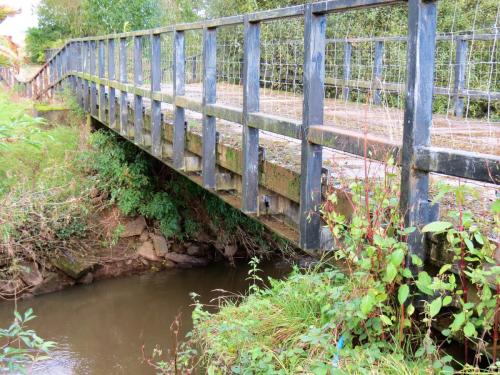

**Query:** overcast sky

left=0, top=0, right=40, bottom=45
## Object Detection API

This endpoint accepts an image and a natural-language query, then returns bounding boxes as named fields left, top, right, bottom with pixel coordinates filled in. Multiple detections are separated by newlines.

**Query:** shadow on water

left=0, top=260, right=290, bottom=375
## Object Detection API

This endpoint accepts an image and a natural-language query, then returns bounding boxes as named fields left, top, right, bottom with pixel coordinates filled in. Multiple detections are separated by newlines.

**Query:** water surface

left=0, top=261, right=289, bottom=374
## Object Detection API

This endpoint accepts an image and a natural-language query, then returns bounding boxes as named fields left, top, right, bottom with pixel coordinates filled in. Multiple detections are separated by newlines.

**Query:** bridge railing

left=1, top=0, right=499, bottom=267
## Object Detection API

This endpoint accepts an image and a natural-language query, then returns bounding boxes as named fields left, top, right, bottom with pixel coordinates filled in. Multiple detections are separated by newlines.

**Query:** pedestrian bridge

left=1, top=0, right=499, bottom=267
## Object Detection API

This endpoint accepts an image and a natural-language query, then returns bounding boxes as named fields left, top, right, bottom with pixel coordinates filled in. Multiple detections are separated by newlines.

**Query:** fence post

left=151, top=33, right=162, bottom=156
left=28, top=76, right=32, bottom=98
left=134, top=35, right=144, bottom=144
left=37, top=74, right=42, bottom=97
left=90, top=40, right=98, bottom=117
left=202, top=27, right=217, bottom=189
left=454, top=36, right=468, bottom=118
left=44, top=68, right=49, bottom=96
left=173, top=30, right=186, bottom=169
left=300, top=4, right=325, bottom=250
left=58, top=52, right=63, bottom=90
left=108, top=38, right=116, bottom=128
left=76, top=41, right=83, bottom=107
left=242, top=17, right=260, bottom=213
left=98, top=40, right=106, bottom=121
left=400, top=0, right=437, bottom=272
left=68, top=42, right=75, bottom=91
left=343, top=41, right=351, bottom=101
left=83, top=42, right=90, bottom=112
left=120, top=37, right=128, bottom=136
left=373, top=40, right=384, bottom=105
left=32, top=73, right=37, bottom=98
left=39, top=71, right=44, bottom=98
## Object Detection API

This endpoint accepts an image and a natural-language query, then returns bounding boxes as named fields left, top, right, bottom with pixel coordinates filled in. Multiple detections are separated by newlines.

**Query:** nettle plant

left=322, top=157, right=499, bottom=370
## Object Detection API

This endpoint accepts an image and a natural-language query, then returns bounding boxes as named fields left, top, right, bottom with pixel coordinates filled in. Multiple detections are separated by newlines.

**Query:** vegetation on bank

left=0, top=83, right=284, bottom=371
left=1, top=83, right=282, bottom=300
left=86, top=129, right=284, bottom=256
left=0, top=89, right=78, bottom=371
left=150, top=160, right=500, bottom=374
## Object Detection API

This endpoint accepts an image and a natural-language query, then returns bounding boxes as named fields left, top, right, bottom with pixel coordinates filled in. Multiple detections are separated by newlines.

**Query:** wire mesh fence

left=216, top=24, right=244, bottom=108
left=142, top=36, right=152, bottom=87
left=185, top=30, right=203, bottom=102
left=160, top=32, right=174, bottom=94
left=259, top=17, right=304, bottom=120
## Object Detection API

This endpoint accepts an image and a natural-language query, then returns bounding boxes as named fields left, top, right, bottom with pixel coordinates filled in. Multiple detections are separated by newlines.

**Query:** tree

left=25, top=0, right=178, bottom=63
left=0, top=6, right=21, bottom=70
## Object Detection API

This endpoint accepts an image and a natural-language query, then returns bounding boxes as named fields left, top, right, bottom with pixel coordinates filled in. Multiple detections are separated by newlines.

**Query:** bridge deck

left=4, top=0, right=499, bottom=253
left=114, top=87, right=497, bottom=238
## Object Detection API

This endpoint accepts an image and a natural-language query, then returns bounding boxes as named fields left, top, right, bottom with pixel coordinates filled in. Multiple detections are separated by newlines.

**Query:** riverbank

left=0, top=86, right=288, bottom=301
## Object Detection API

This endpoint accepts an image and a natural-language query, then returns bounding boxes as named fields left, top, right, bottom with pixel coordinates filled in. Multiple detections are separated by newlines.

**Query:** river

left=0, top=261, right=289, bottom=374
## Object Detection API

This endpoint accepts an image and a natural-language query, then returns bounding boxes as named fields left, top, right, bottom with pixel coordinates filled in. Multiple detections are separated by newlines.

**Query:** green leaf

left=415, top=271, right=433, bottom=295
left=411, top=254, right=423, bottom=267
left=473, top=232, right=484, bottom=245
left=438, top=264, right=452, bottom=275
left=407, top=304, right=415, bottom=316
left=442, top=296, right=453, bottom=306
left=380, top=315, right=393, bottom=326
left=402, top=268, right=413, bottom=278
left=450, top=312, right=465, bottom=332
left=422, top=221, right=452, bottom=233
left=429, top=297, right=442, bottom=318
left=383, top=263, right=398, bottom=283
left=463, top=322, right=476, bottom=338
left=398, top=284, right=409, bottom=305
left=390, top=248, right=405, bottom=267
left=464, top=238, right=475, bottom=252
left=360, top=294, right=376, bottom=316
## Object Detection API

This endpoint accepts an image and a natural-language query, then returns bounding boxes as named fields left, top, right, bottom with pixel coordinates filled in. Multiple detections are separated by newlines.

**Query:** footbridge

left=1, top=0, right=499, bottom=266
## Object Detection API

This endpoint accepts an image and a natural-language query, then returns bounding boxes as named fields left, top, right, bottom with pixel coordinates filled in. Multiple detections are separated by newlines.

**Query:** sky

left=0, top=0, right=40, bottom=45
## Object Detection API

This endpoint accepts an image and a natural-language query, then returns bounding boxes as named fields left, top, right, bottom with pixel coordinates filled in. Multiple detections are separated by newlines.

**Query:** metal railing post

left=343, top=41, right=351, bottom=101
left=173, top=30, right=186, bottom=169
left=299, top=4, right=326, bottom=250
left=98, top=39, right=106, bottom=121
left=83, top=41, right=90, bottom=112
left=119, top=37, right=128, bottom=135
left=202, top=27, right=217, bottom=188
left=242, top=17, right=261, bottom=213
left=373, top=40, right=384, bottom=105
left=133, top=35, right=144, bottom=144
left=454, top=35, right=468, bottom=118
left=151, top=33, right=162, bottom=156
left=108, top=39, right=116, bottom=128
left=400, top=0, right=438, bottom=272
left=90, top=40, right=98, bottom=116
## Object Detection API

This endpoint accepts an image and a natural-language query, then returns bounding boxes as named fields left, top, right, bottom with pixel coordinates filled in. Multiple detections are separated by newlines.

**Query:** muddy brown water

left=0, top=261, right=290, bottom=374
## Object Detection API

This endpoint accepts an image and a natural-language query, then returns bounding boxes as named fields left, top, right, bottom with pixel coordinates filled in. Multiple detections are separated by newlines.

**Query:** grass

left=170, top=264, right=435, bottom=374
left=0, top=90, right=84, bottom=196
left=0, top=87, right=97, bottom=280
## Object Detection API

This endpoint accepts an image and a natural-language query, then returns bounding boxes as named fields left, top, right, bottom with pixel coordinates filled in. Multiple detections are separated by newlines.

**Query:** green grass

left=0, top=89, right=94, bottom=262
left=184, top=265, right=436, bottom=375
left=0, top=91, right=83, bottom=196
